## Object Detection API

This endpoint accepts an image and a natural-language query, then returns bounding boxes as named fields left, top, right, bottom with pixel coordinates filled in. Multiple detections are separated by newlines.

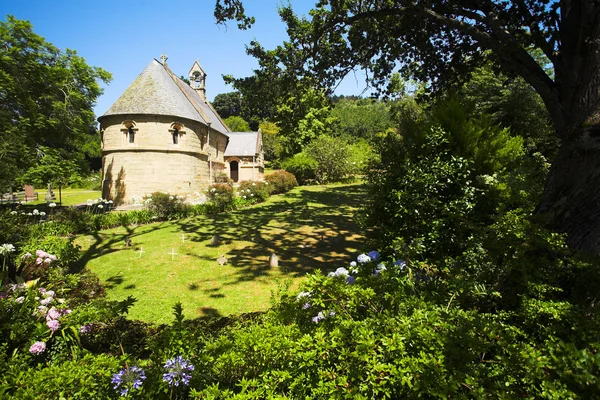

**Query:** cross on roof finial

left=160, top=54, right=168, bottom=64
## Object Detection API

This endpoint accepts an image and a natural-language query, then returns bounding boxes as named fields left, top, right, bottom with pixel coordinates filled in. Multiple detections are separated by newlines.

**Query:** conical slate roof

left=100, top=59, right=229, bottom=134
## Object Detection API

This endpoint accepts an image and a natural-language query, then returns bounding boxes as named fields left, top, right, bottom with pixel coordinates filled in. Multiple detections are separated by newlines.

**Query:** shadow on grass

left=175, top=184, right=366, bottom=284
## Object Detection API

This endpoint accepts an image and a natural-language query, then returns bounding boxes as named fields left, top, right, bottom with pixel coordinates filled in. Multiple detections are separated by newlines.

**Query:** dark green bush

left=281, top=152, right=318, bottom=185
left=145, top=192, right=185, bottom=220
left=265, top=170, right=298, bottom=194
left=206, top=184, right=235, bottom=212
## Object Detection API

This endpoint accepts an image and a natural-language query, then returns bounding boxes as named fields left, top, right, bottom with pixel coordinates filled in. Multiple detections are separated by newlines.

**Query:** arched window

left=128, top=126, right=135, bottom=143
left=169, top=122, right=185, bottom=146
left=121, top=120, right=138, bottom=145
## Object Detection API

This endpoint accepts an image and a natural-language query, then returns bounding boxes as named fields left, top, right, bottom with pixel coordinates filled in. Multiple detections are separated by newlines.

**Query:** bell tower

left=188, top=60, right=207, bottom=101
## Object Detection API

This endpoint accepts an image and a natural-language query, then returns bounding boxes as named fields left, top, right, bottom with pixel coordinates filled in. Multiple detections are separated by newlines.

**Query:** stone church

left=98, top=56, right=264, bottom=205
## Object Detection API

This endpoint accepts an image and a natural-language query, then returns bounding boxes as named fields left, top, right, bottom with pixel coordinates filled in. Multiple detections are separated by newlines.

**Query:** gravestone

left=45, top=183, right=56, bottom=201
left=124, top=237, right=132, bottom=247
left=269, top=253, right=279, bottom=268
left=217, top=254, right=227, bottom=266
left=210, top=234, right=219, bottom=247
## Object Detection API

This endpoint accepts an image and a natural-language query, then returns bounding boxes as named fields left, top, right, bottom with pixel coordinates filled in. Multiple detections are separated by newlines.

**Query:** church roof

left=99, top=59, right=229, bottom=134
left=224, top=131, right=261, bottom=157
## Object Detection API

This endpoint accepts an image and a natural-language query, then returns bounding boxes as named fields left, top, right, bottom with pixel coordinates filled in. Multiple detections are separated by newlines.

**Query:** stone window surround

left=168, top=122, right=186, bottom=145
left=120, top=120, right=138, bottom=145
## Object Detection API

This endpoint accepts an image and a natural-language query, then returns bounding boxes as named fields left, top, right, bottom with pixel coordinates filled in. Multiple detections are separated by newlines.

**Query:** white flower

left=0, top=243, right=16, bottom=255
left=333, top=267, right=349, bottom=277
left=10, top=211, right=17, bottom=215
left=27, top=213, right=33, bottom=216
left=15, top=296, right=25, bottom=303
left=108, top=200, right=113, bottom=204
left=169, top=196, right=174, bottom=200
left=242, top=196, right=246, bottom=199
left=49, top=203, right=56, bottom=208
left=40, top=211, right=46, bottom=216
left=33, top=209, right=39, bottom=215
left=297, top=291, right=311, bottom=300
left=97, top=204, right=104, bottom=209
left=252, top=183, right=256, bottom=186
left=87, top=199, right=93, bottom=205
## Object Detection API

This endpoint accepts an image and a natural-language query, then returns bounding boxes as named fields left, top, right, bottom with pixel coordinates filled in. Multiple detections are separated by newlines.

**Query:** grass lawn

left=75, top=183, right=366, bottom=324
left=25, top=188, right=102, bottom=207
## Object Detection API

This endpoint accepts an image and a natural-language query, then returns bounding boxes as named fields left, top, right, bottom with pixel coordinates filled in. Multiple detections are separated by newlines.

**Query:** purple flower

left=40, top=297, right=52, bottom=306
left=14, top=296, right=25, bottom=303
left=47, top=319, right=60, bottom=332
left=312, top=311, right=326, bottom=323
left=112, top=366, right=146, bottom=396
left=29, top=341, right=46, bottom=355
left=367, top=250, right=381, bottom=261
left=346, top=275, right=356, bottom=284
left=46, top=307, right=61, bottom=320
left=374, top=263, right=387, bottom=276
left=357, top=254, right=371, bottom=264
left=80, top=323, right=93, bottom=334
left=302, top=302, right=311, bottom=309
left=394, top=260, right=407, bottom=270
left=163, top=356, right=195, bottom=387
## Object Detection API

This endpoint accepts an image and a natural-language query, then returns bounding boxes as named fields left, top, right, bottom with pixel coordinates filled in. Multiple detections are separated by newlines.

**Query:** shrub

left=237, top=181, right=269, bottom=204
left=214, top=172, right=233, bottom=185
left=206, top=184, right=235, bottom=212
left=281, top=152, right=318, bottom=185
left=144, top=192, right=185, bottom=220
left=265, top=170, right=298, bottom=194
left=306, top=135, right=353, bottom=183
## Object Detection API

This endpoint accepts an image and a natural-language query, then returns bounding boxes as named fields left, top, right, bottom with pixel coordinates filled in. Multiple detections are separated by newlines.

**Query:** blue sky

left=1, top=0, right=372, bottom=119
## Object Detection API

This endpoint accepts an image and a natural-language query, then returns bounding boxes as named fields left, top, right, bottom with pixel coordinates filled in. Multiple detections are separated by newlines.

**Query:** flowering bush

left=206, top=183, right=235, bottom=212
left=144, top=192, right=185, bottom=220
left=237, top=181, right=269, bottom=205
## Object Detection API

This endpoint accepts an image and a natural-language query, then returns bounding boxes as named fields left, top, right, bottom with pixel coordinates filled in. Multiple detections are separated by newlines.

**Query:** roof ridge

left=162, top=62, right=213, bottom=126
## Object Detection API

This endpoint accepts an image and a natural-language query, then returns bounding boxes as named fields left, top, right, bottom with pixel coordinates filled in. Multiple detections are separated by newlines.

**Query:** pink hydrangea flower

left=36, top=257, right=43, bottom=265
left=47, top=319, right=60, bottom=332
left=29, top=341, right=46, bottom=355
left=46, top=307, right=61, bottom=320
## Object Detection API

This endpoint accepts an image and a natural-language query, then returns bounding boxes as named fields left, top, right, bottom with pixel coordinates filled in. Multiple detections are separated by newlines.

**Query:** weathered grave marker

left=168, top=248, right=177, bottom=261
left=269, top=253, right=279, bottom=268
left=138, top=247, right=144, bottom=258
left=217, top=254, right=227, bottom=266
left=124, top=237, right=132, bottom=247
left=210, top=234, right=219, bottom=247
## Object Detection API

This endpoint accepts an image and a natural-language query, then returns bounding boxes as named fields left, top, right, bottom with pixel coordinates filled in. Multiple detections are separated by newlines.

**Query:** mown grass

left=75, top=183, right=366, bottom=324
left=26, top=189, right=102, bottom=206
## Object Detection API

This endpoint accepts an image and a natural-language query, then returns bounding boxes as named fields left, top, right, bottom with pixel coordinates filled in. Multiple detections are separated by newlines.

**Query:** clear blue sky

left=1, top=0, right=372, bottom=119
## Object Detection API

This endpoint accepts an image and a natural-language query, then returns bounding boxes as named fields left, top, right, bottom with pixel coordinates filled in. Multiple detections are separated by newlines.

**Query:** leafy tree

left=0, top=16, right=111, bottom=192
left=259, top=120, right=283, bottom=161
left=214, top=1, right=600, bottom=254
left=331, top=98, right=394, bottom=141
left=223, top=115, right=251, bottom=132
left=212, top=91, right=242, bottom=119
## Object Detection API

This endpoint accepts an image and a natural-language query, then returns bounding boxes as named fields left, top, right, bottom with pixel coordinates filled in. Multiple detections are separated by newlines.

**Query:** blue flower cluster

left=163, top=356, right=195, bottom=387
left=112, top=366, right=146, bottom=396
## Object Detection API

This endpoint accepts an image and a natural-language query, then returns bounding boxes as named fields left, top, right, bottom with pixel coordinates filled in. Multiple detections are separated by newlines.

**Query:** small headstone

left=210, top=234, right=219, bottom=247
left=168, top=248, right=177, bottom=261
left=124, top=237, right=132, bottom=247
left=269, top=253, right=279, bottom=268
left=217, top=255, right=227, bottom=266
left=45, top=183, right=56, bottom=201
left=138, top=247, right=144, bottom=258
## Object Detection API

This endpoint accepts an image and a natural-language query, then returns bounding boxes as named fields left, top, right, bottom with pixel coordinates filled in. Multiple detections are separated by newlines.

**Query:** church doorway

left=230, top=161, right=239, bottom=182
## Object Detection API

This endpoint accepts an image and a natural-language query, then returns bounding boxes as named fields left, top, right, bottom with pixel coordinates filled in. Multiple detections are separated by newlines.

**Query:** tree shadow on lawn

left=175, top=184, right=366, bottom=285
left=71, top=222, right=170, bottom=274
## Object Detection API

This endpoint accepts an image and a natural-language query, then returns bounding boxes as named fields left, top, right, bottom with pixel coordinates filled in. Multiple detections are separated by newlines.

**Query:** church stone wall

left=100, top=114, right=228, bottom=204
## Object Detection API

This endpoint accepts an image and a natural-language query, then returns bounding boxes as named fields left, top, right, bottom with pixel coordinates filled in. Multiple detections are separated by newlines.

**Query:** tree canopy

left=0, top=16, right=111, bottom=191
left=214, top=0, right=600, bottom=255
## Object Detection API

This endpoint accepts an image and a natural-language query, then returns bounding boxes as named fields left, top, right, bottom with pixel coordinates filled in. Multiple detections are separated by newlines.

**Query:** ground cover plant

left=75, top=183, right=365, bottom=323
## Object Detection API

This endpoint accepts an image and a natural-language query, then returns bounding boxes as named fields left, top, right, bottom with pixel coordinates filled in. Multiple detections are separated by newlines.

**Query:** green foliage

left=281, top=152, right=317, bottom=185
left=264, top=171, right=297, bottom=194
left=2, top=353, right=123, bottom=399
left=237, top=181, right=269, bottom=204
left=0, top=16, right=111, bottom=192
left=223, top=115, right=251, bottom=132
left=19, top=146, right=82, bottom=188
left=207, top=184, right=235, bottom=212
left=145, top=192, right=185, bottom=220
left=331, top=98, right=394, bottom=141
left=259, top=120, right=283, bottom=161
left=212, top=91, right=242, bottom=119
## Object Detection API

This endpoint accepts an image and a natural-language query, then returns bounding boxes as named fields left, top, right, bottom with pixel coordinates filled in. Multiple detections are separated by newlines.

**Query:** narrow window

left=128, top=126, right=135, bottom=143
left=172, top=128, right=179, bottom=144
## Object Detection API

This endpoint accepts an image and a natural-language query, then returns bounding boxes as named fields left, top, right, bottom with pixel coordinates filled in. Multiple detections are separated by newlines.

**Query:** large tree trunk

left=538, top=122, right=600, bottom=254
